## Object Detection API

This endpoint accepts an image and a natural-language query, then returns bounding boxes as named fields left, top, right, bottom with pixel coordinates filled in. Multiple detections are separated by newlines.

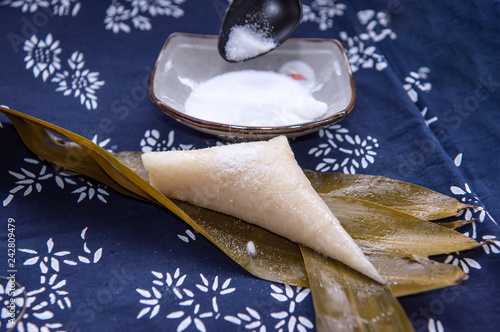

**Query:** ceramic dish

left=149, top=33, right=356, bottom=140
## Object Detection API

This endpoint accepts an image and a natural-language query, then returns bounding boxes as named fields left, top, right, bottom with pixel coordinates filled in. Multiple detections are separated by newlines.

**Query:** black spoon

left=218, top=0, right=302, bottom=63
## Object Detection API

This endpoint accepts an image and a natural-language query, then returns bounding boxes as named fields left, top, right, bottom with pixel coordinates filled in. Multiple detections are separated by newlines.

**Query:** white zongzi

left=141, top=136, right=385, bottom=284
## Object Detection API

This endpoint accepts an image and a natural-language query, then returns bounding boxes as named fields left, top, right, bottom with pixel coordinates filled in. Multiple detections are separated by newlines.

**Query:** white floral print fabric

left=0, top=1, right=498, bottom=331
left=22, top=34, right=105, bottom=110
left=104, top=0, right=185, bottom=33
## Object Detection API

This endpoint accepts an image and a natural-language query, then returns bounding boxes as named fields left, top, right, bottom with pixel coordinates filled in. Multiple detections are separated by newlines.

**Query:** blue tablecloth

left=1, top=1, right=499, bottom=331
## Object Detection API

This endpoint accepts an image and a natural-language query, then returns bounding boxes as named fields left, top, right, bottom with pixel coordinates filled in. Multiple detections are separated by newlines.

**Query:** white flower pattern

left=404, top=67, right=432, bottom=103
left=3, top=158, right=52, bottom=206
left=481, top=235, right=500, bottom=254
left=137, top=270, right=236, bottom=331
left=335, top=9, right=397, bottom=73
left=20, top=238, right=73, bottom=274
left=357, top=10, right=397, bottom=42
left=301, top=0, right=346, bottom=31
left=19, top=227, right=103, bottom=272
left=1, top=228, right=103, bottom=331
left=33, top=274, right=71, bottom=310
left=166, top=274, right=235, bottom=330
left=270, top=284, right=314, bottom=332
left=400, top=67, right=436, bottom=125
left=444, top=252, right=481, bottom=275
left=51, top=0, right=81, bottom=16
left=2, top=0, right=81, bottom=16
left=3, top=157, right=110, bottom=206
left=224, top=306, right=266, bottom=332
left=23, top=34, right=105, bottom=110
left=104, top=0, right=185, bottom=33
left=52, top=51, right=105, bottom=110
left=308, top=124, right=379, bottom=173
left=136, top=269, right=187, bottom=319
left=1, top=279, right=26, bottom=330
left=5, top=0, right=49, bottom=13
left=23, top=34, right=62, bottom=82
left=71, top=180, right=110, bottom=203
left=439, top=154, right=499, bottom=280
left=339, top=32, right=388, bottom=73
left=140, top=129, right=193, bottom=152
left=1, top=278, right=65, bottom=332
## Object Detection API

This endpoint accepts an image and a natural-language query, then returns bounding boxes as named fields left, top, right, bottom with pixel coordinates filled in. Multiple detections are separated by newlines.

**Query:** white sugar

left=225, top=25, right=277, bottom=62
left=246, top=241, right=257, bottom=256
left=184, top=70, right=327, bottom=127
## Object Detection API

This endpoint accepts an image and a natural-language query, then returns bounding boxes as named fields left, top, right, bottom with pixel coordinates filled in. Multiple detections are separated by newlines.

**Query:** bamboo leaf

left=320, top=194, right=480, bottom=257
left=305, top=170, right=475, bottom=220
left=437, top=219, right=475, bottom=229
left=362, top=247, right=467, bottom=297
left=110, top=150, right=471, bottom=295
left=173, top=200, right=308, bottom=286
left=112, top=151, right=150, bottom=182
left=300, top=246, right=415, bottom=332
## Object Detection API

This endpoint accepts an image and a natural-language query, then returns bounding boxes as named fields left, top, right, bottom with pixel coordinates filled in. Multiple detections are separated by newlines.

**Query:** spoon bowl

left=218, top=0, right=302, bottom=62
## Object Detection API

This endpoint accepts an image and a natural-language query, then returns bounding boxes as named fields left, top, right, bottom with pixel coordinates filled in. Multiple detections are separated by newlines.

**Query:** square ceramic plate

left=149, top=33, right=355, bottom=140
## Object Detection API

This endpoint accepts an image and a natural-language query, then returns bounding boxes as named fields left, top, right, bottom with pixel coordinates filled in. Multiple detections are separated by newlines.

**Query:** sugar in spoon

left=218, top=0, right=302, bottom=62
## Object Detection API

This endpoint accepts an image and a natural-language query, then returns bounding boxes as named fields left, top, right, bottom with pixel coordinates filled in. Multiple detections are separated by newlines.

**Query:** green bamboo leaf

left=320, top=194, right=480, bottom=257
left=437, top=219, right=475, bottom=229
left=2, top=109, right=158, bottom=203
left=300, top=246, right=415, bottom=332
left=173, top=200, right=308, bottom=286
left=362, top=247, right=466, bottom=297
left=112, top=150, right=469, bottom=296
left=305, top=170, right=475, bottom=220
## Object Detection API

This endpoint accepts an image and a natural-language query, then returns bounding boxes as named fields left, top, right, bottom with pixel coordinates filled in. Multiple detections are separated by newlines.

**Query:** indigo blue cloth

left=0, top=1, right=499, bottom=331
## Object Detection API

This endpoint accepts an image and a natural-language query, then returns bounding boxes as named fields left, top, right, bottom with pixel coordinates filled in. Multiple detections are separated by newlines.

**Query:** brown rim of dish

left=149, top=33, right=356, bottom=135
